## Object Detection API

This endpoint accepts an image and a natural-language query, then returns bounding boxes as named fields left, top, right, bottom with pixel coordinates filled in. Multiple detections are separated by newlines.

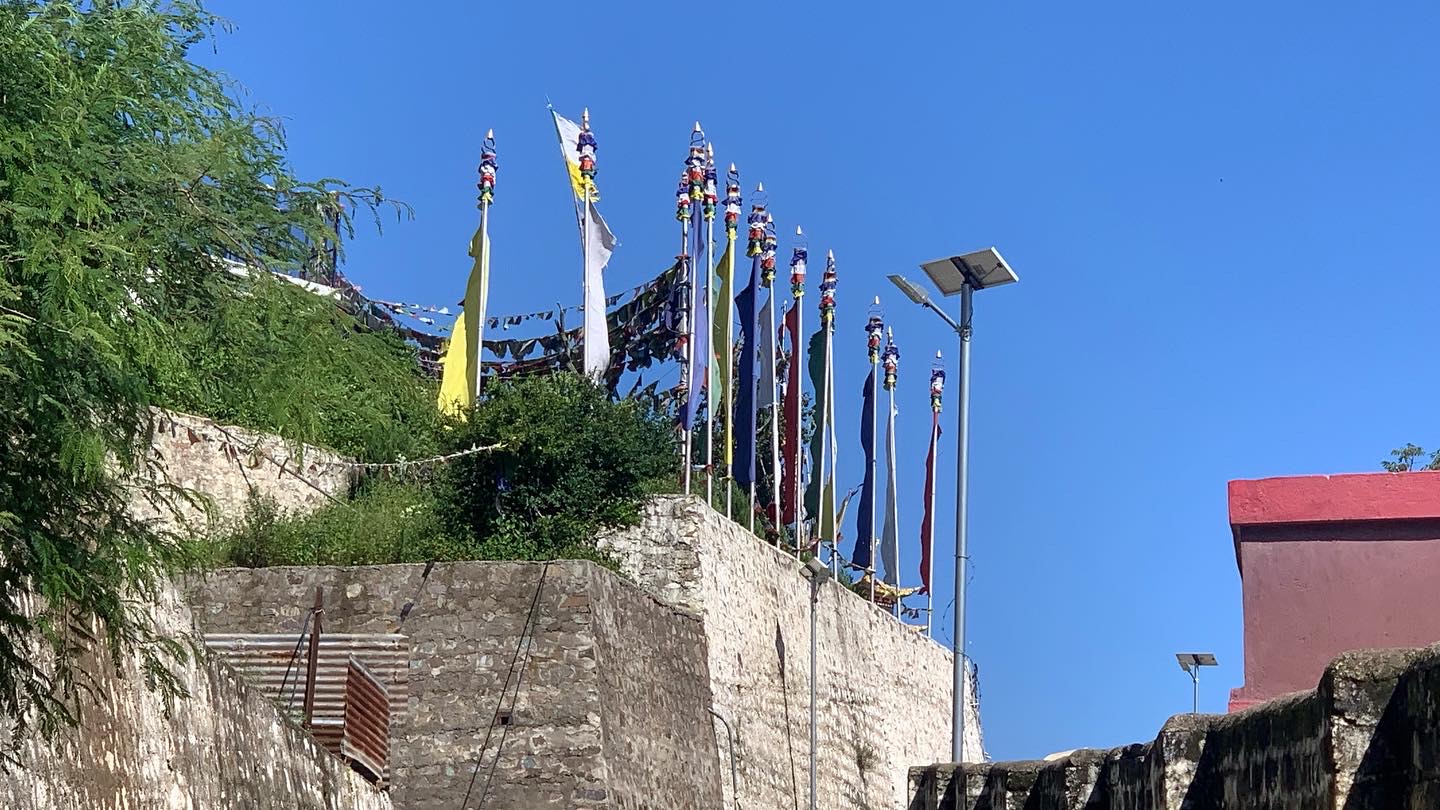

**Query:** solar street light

left=894, top=248, right=1020, bottom=764
left=1176, top=652, right=1218, bottom=714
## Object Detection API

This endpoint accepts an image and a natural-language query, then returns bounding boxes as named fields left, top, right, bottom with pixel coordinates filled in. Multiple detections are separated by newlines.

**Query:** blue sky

left=198, top=1, right=1440, bottom=759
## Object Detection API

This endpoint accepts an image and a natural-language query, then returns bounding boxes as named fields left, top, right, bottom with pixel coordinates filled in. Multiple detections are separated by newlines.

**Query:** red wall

left=1228, top=472, right=1440, bottom=711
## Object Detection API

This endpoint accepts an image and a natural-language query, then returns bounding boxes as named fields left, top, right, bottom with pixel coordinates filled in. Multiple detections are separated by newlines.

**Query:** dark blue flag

left=733, top=255, right=760, bottom=487
left=854, top=369, right=877, bottom=569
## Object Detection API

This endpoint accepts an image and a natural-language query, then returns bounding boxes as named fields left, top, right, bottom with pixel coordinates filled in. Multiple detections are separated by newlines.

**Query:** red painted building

left=1228, top=471, right=1440, bottom=711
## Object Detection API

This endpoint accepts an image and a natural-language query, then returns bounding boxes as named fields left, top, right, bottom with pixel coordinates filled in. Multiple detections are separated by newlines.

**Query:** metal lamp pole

left=889, top=247, right=1018, bottom=765
left=951, top=281, right=973, bottom=763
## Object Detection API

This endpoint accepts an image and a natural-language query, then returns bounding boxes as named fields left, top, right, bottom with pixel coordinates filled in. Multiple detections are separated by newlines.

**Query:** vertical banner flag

left=732, top=195, right=763, bottom=489
left=780, top=301, right=803, bottom=525
left=880, top=333, right=901, bottom=587
left=920, top=360, right=946, bottom=594
left=551, top=109, right=615, bottom=379
left=439, top=131, right=498, bottom=416
left=854, top=367, right=877, bottom=571
left=713, top=164, right=738, bottom=479
left=805, top=254, right=839, bottom=543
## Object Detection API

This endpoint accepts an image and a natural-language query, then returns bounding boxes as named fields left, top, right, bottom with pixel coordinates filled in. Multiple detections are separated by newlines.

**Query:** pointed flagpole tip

left=485, top=128, right=494, bottom=139
left=706, top=142, right=715, bottom=156
left=795, top=225, right=804, bottom=236
left=755, top=181, right=764, bottom=193
left=827, top=249, right=834, bottom=260
left=693, top=121, right=702, bottom=132
left=729, top=162, right=737, bottom=173
left=935, top=350, right=943, bottom=358
left=873, top=295, right=880, bottom=306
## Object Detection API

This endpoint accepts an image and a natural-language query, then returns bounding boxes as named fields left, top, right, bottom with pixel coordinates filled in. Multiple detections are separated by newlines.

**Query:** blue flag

left=733, top=255, right=760, bottom=487
left=853, top=369, right=877, bottom=569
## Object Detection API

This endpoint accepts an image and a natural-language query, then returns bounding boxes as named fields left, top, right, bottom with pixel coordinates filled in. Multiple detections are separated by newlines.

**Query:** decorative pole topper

left=675, top=172, right=692, bottom=224
left=761, top=193, right=778, bottom=285
left=704, top=143, right=718, bottom=224
left=724, top=165, right=742, bottom=241
left=746, top=185, right=768, bottom=258
left=478, top=128, right=497, bottom=206
left=790, top=226, right=808, bottom=299
left=866, top=299, right=884, bottom=364
left=883, top=328, right=900, bottom=391
left=819, top=250, right=837, bottom=323
left=577, top=109, right=596, bottom=193
left=687, top=123, right=706, bottom=203
left=930, top=351, right=946, bottom=412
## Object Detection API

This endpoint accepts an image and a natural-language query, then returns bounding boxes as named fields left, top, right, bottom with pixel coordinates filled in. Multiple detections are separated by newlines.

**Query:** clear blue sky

left=198, top=1, right=1440, bottom=760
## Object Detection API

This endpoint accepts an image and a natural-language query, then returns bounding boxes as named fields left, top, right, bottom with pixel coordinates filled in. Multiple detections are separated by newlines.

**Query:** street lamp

left=1176, top=652, right=1218, bottom=714
left=800, top=555, right=831, bottom=810
left=888, top=246, right=1018, bottom=765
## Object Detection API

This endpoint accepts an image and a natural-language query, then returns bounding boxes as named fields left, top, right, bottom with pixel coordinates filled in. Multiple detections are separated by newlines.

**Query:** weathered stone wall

left=186, top=560, right=724, bottom=810
left=134, top=409, right=354, bottom=534
left=0, top=580, right=390, bottom=810
left=908, top=641, right=1440, bottom=809
left=600, top=496, right=982, bottom=810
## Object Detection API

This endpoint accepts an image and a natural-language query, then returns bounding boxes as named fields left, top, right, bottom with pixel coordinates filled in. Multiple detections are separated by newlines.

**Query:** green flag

left=712, top=238, right=735, bottom=469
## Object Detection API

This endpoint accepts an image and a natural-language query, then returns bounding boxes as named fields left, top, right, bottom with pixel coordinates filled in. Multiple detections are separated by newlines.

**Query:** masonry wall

left=0, top=580, right=390, bottom=810
left=908, top=641, right=1440, bottom=810
left=186, top=560, right=724, bottom=810
left=600, top=496, right=982, bottom=810
left=133, top=409, right=354, bottom=534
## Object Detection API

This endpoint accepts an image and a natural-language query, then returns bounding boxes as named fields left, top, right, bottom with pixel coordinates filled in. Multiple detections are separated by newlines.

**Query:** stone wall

left=908, top=641, right=1440, bottom=809
left=0, top=580, right=390, bottom=810
left=134, top=409, right=354, bottom=534
left=600, top=496, right=983, bottom=810
left=186, top=560, right=724, bottom=810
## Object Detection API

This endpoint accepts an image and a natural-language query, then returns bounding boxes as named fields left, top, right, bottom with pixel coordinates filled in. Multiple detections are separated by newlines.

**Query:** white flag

left=582, top=199, right=615, bottom=378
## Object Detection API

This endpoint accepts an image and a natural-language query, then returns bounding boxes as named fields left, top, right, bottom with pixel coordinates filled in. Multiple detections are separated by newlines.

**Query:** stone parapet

left=909, top=641, right=1440, bottom=809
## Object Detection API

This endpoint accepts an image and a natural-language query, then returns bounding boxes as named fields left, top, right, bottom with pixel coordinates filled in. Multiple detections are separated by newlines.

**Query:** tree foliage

left=437, top=373, right=676, bottom=562
left=0, top=0, right=398, bottom=745
left=158, top=271, right=444, bottom=462
left=1382, top=443, right=1440, bottom=473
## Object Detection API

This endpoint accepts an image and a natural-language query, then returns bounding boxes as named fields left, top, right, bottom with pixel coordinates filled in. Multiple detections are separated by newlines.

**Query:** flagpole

left=819, top=251, right=838, bottom=576
left=579, top=110, right=593, bottom=383
left=474, top=129, right=497, bottom=404
left=692, top=126, right=715, bottom=509
left=883, top=329, right=900, bottom=619
left=763, top=213, right=782, bottom=540
left=865, top=303, right=884, bottom=605
left=678, top=172, right=694, bottom=495
left=789, top=229, right=808, bottom=556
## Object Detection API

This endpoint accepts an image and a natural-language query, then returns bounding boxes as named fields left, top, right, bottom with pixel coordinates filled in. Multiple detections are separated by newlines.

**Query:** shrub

left=204, top=479, right=464, bottom=568
left=437, top=372, right=675, bottom=561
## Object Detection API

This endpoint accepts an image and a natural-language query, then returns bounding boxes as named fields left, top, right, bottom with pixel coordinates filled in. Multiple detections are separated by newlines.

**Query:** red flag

left=919, top=413, right=942, bottom=593
left=779, top=303, right=803, bottom=527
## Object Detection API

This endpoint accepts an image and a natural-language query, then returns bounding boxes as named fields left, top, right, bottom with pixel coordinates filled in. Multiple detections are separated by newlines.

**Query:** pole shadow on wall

left=777, top=620, right=801, bottom=810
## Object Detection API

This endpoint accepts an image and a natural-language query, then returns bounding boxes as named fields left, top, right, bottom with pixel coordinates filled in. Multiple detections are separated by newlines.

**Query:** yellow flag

left=437, top=310, right=470, bottom=417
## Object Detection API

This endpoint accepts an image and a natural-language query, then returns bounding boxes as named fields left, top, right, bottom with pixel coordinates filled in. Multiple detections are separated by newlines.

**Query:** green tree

left=438, top=373, right=676, bottom=562
left=1382, top=443, right=1440, bottom=473
left=0, top=0, right=394, bottom=745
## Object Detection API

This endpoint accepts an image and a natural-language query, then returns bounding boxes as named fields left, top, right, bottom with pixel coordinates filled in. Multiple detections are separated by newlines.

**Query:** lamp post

left=888, top=247, right=1018, bottom=764
left=800, top=555, right=832, bottom=810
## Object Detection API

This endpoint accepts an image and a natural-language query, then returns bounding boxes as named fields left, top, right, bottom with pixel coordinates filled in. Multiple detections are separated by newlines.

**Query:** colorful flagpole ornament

left=438, top=128, right=498, bottom=416
left=921, top=350, right=946, bottom=636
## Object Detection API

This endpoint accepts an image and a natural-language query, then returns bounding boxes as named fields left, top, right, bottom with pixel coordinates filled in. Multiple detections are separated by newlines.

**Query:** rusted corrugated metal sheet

left=342, top=657, right=389, bottom=782
left=204, top=633, right=406, bottom=782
